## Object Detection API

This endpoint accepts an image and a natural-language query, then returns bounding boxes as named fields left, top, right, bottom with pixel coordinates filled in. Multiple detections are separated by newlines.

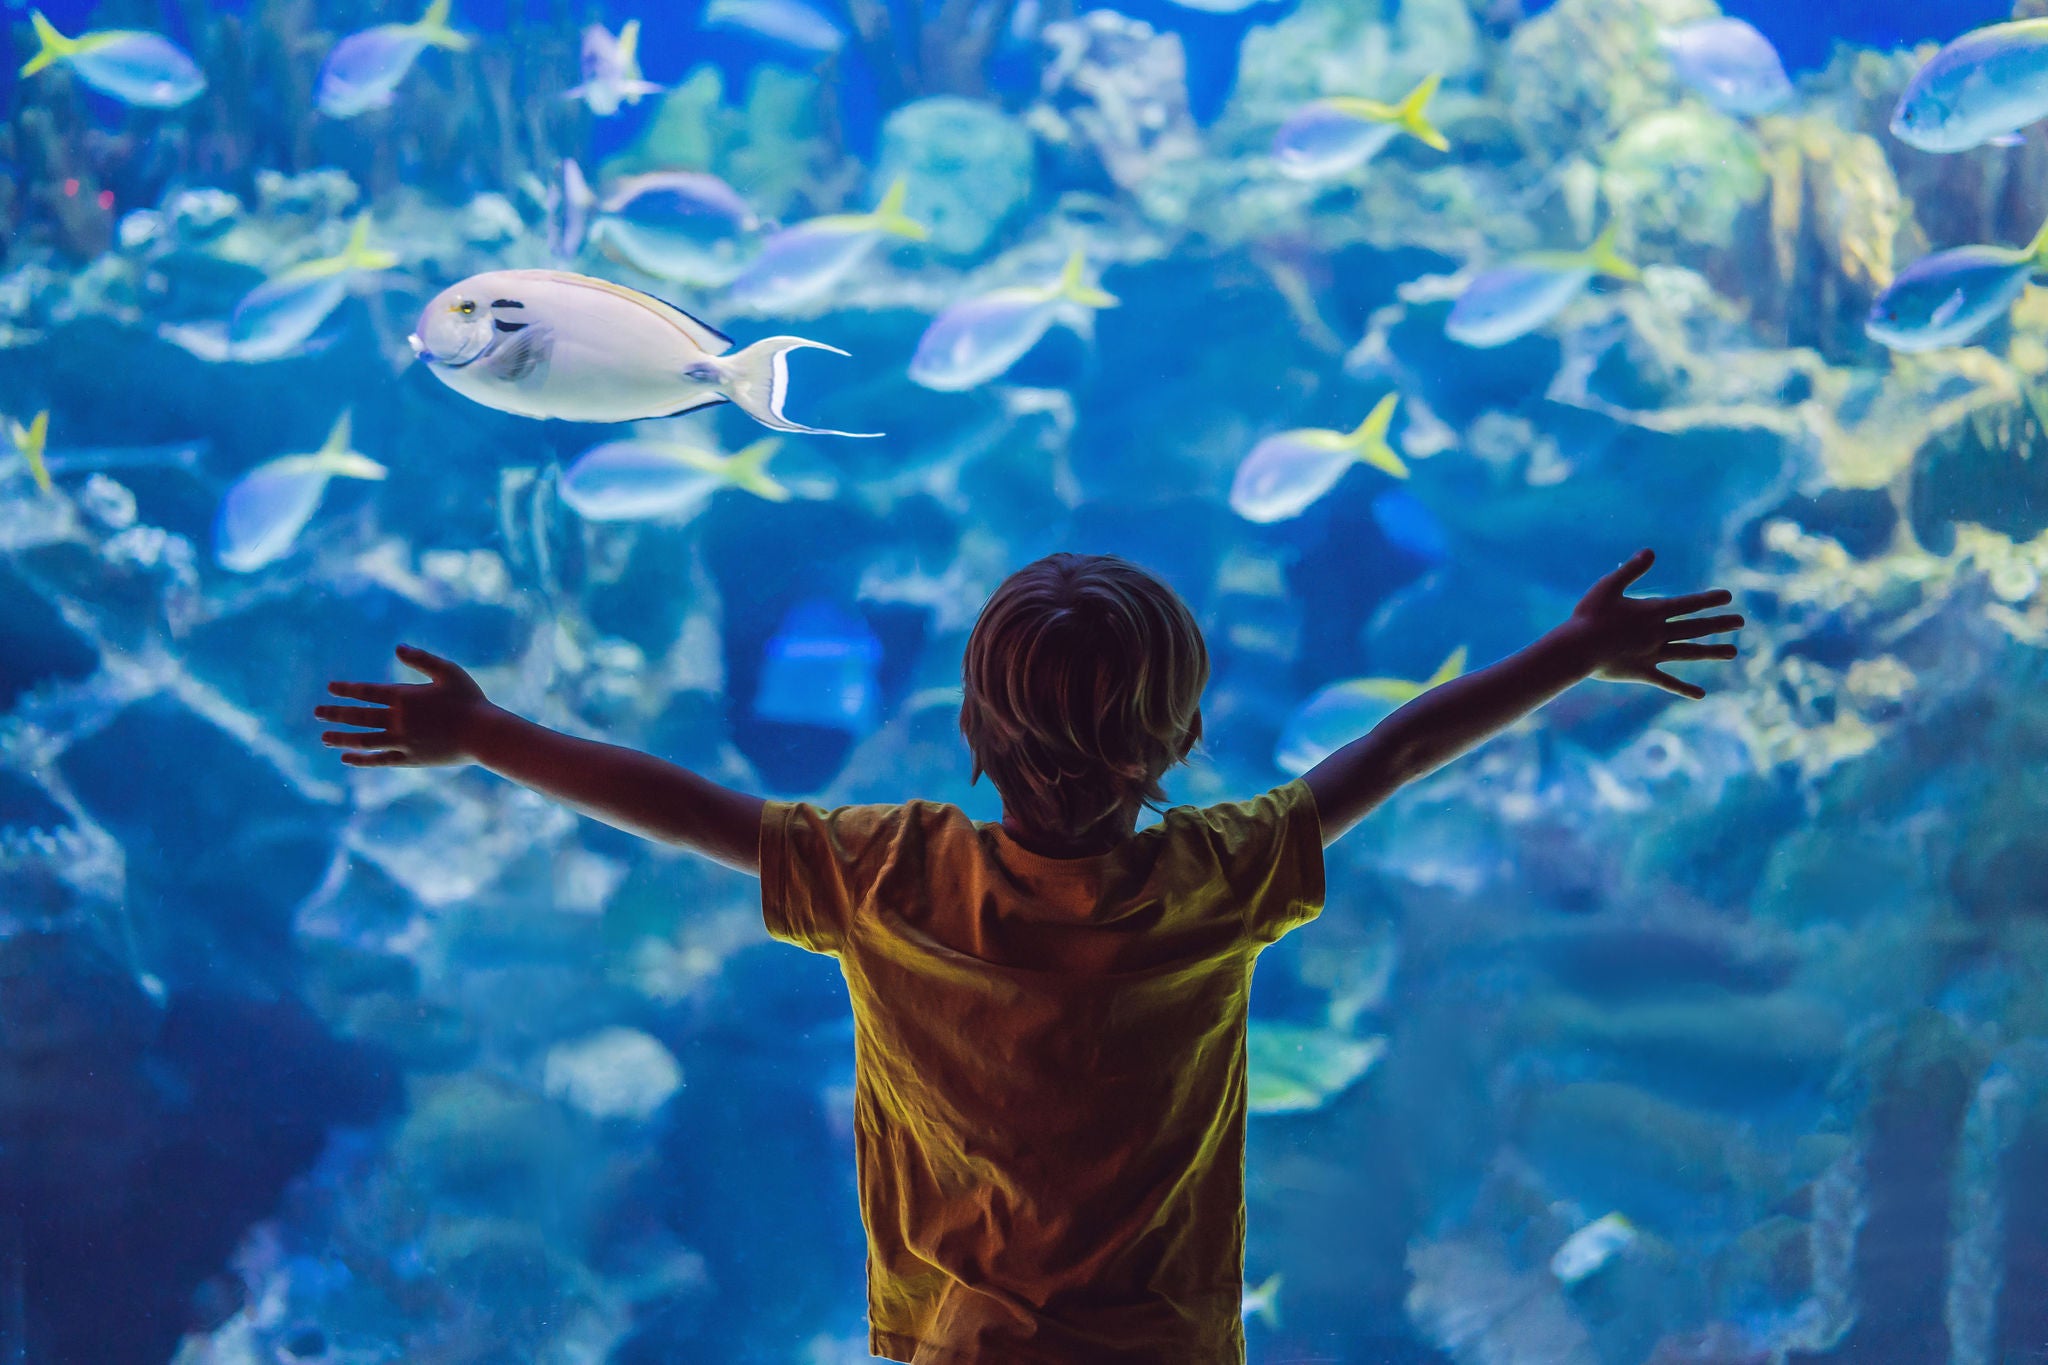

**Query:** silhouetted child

left=317, top=547, right=1740, bottom=1363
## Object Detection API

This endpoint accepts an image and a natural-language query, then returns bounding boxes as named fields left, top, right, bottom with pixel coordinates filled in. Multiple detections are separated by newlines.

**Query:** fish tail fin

left=1055, top=249, right=1119, bottom=309
left=1345, top=392, right=1408, bottom=478
left=871, top=178, right=929, bottom=242
left=21, top=11, right=75, bottom=77
left=1426, top=645, right=1468, bottom=686
left=619, top=18, right=641, bottom=66
left=15, top=410, right=51, bottom=494
left=551, top=158, right=596, bottom=258
left=1393, top=73, right=1450, bottom=152
left=342, top=212, right=400, bottom=271
left=719, top=336, right=882, bottom=437
left=1252, top=1273, right=1283, bottom=1330
left=415, top=0, right=472, bottom=51
left=723, top=438, right=793, bottom=500
left=2027, top=212, right=2048, bottom=270
left=321, top=411, right=355, bottom=458
left=1586, top=223, right=1640, bottom=283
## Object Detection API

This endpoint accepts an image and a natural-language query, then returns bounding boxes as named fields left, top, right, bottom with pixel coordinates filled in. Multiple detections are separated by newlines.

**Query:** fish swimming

left=1550, top=1212, right=1636, bottom=1286
left=215, top=414, right=386, bottom=573
left=1246, top=1022, right=1388, bottom=1115
left=1445, top=225, right=1639, bottom=348
left=560, top=436, right=789, bottom=521
left=565, top=20, right=661, bottom=117
left=8, top=411, right=51, bottom=495
left=1274, top=648, right=1466, bottom=775
left=1892, top=18, right=2048, bottom=153
left=1866, top=216, right=2048, bottom=351
left=19, top=10, right=204, bottom=108
left=317, top=0, right=471, bottom=119
left=1240, top=1273, right=1282, bottom=1330
left=1230, top=392, right=1406, bottom=524
left=702, top=0, right=845, bottom=54
left=225, top=213, right=398, bottom=360
left=410, top=268, right=878, bottom=435
left=1658, top=18, right=1792, bottom=116
left=910, top=250, right=1118, bottom=392
left=753, top=599, right=884, bottom=735
left=1271, top=74, right=1449, bottom=180
left=560, top=165, right=769, bottom=287
left=727, top=180, right=927, bottom=314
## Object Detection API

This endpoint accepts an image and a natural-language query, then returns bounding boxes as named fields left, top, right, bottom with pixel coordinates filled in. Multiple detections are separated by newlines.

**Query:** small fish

left=1865, top=216, right=2048, bottom=352
left=215, top=414, right=386, bottom=573
left=910, top=250, right=1118, bottom=392
left=1549, top=1212, right=1636, bottom=1286
left=8, top=411, right=51, bottom=494
left=1892, top=18, right=2048, bottom=153
left=1370, top=489, right=1451, bottom=564
left=1163, top=0, right=1279, bottom=13
left=410, top=268, right=877, bottom=435
left=548, top=158, right=596, bottom=262
left=560, top=436, right=789, bottom=521
left=1274, top=648, right=1466, bottom=776
left=753, top=599, right=884, bottom=735
left=226, top=213, right=398, bottom=360
left=1658, top=18, right=1792, bottom=116
left=1240, top=1273, right=1283, bottom=1330
left=727, top=179, right=928, bottom=314
left=1445, top=225, right=1639, bottom=348
left=1230, top=392, right=1406, bottom=525
left=565, top=20, right=661, bottom=117
left=1246, top=1022, right=1388, bottom=1115
left=579, top=168, right=770, bottom=287
left=702, top=0, right=845, bottom=54
left=19, top=9, right=204, bottom=107
left=1271, top=74, right=1449, bottom=180
left=318, top=0, right=471, bottom=119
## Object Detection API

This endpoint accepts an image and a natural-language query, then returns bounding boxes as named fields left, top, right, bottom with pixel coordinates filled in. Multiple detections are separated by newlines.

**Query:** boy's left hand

left=1565, top=549, right=1743, bottom=700
left=316, top=644, right=492, bottom=766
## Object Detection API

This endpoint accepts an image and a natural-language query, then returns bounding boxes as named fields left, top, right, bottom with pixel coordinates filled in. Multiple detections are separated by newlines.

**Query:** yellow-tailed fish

left=1274, top=647, right=1466, bottom=775
left=1893, top=18, right=2048, bottom=152
left=726, top=179, right=927, bottom=313
left=1272, top=74, right=1449, bottom=180
left=317, top=0, right=471, bottom=119
left=10, top=412, right=53, bottom=494
left=225, top=213, right=398, bottom=358
left=565, top=20, right=662, bottom=116
left=1240, top=1273, right=1283, bottom=1330
left=215, top=413, right=386, bottom=573
left=560, top=436, right=789, bottom=521
left=1230, top=392, right=1406, bottom=524
left=1550, top=1212, right=1636, bottom=1286
left=1445, top=224, right=1638, bottom=348
left=1246, top=1022, right=1389, bottom=1115
left=1866, top=213, right=2048, bottom=352
left=910, top=250, right=1118, bottom=392
left=19, top=10, right=204, bottom=108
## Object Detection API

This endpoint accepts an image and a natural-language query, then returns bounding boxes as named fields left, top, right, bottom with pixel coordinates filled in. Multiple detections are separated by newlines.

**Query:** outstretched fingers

left=322, top=728, right=400, bottom=750
left=1591, top=548, right=1656, bottom=600
left=1660, top=642, right=1738, bottom=661
left=340, top=750, right=412, bottom=767
left=1665, top=613, right=1744, bottom=641
left=314, top=704, right=388, bottom=727
left=1651, top=588, right=1734, bottom=616
left=328, top=679, right=404, bottom=704
left=1647, top=666, right=1707, bottom=701
left=397, top=643, right=460, bottom=684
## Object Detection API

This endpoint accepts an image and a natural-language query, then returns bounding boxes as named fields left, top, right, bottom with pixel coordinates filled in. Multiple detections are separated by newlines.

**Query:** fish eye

left=452, top=299, right=476, bottom=316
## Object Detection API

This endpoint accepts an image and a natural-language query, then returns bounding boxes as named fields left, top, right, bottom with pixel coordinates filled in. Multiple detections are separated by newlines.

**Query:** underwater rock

left=873, top=97, right=1034, bottom=260
left=1908, top=392, right=2048, bottom=555
left=1030, top=11, right=1202, bottom=204
left=1406, top=1236, right=1596, bottom=1365
left=1601, top=107, right=1768, bottom=258
left=0, top=561, right=98, bottom=710
left=1500, top=0, right=1716, bottom=164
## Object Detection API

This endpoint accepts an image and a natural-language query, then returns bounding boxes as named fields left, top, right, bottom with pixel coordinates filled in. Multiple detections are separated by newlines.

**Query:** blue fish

left=1866, top=217, right=2048, bottom=352
left=318, top=0, right=471, bottom=119
left=754, top=599, right=884, bottom=735
left=1658, top=19, right=1792, bottom=117
left=215, top=414, right=385, bottom=573
left=1274, top=649, right=1466, bottom=775
left=1446, top=226, right=1638, bottom=348
left=702, top=0, right=845, bottom=54
left=19, top=10, right=204, bottom=108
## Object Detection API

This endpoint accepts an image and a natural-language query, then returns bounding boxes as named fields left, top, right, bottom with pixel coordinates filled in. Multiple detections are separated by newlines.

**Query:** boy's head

left=961, top=553, right=1208, bottom=840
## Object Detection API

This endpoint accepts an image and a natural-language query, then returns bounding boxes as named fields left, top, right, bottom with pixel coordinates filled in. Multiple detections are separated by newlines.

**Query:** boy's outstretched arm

left=316, top=644, right=765, bottom=873
left=1304, top=549, right=1742, bottom=843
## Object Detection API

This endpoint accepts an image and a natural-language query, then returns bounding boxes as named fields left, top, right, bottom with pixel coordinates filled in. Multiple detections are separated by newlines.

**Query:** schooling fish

left=565, top=20, right=661, bottom=117
left=1550, top=1213, right=1636, bottom=1286
left=317, top=0, right=471, bottom=119
left=576, top=168, right=770, bottom=287
left=1274, top=648, right=1466, bottom=776
left=1246, top=1022, right=1388, bottom=1115
left=410, top=268, right=878, bottom=435
left=702, top=0, right=845, bottom=54
left=560, top=436, right=789, bottom=521
left=1445, top=225, right=1639, bottom=348
left=753, top=599, right=884, bottom=735
left=1866, top=216, right=2048, bottom=351
left=1271, top=74, right=1449, bottom=180
left=910, top=250, right=1118, bottom=392
left=1658, top=18, right=1792, bottom=116
left=1240, top=1273, right=1283, bottom=1331
left=226, top=213, right=398, bottom=360
left=8, top=411, right=51, bottom=494
left=1230, top=392, right=1406, bottom=524
left=19, top=10, right=204, bottom=108
left=727, top=180, right=927, bottom=313
left=1893, top=19, right=2048, bottom=153
left=215, top=413, right=386, bottom=573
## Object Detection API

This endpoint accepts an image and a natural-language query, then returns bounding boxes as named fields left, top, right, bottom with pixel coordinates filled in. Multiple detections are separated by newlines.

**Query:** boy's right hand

left=1563, top=549, right=1743, bottom=701
left=316, top=644, right=492, bottom=767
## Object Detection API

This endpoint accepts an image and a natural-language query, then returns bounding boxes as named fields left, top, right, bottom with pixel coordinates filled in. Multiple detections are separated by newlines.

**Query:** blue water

left=6, top=0, right=2048, bottom=1361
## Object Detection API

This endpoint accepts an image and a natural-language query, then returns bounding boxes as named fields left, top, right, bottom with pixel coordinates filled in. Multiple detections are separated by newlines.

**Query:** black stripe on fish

left=494, top=319, right=529, bottom=333
left=492, top=299, right=525, bottom=309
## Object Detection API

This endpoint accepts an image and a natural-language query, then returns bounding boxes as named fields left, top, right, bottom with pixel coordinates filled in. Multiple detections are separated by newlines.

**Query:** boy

left=316, top=547, right=1740, bottom=1362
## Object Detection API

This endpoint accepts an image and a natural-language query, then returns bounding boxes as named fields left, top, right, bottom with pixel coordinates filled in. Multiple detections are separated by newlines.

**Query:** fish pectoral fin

left=485, top=324, right=553, bottom=385
left=1930, top=286, right=1969, bottom=330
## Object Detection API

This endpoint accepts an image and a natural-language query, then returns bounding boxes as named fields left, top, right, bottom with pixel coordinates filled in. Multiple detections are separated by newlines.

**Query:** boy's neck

left=999, top=808, right=1136, bottom=859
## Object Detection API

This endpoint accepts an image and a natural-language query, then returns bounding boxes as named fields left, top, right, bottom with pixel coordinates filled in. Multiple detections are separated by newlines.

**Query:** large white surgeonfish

left=909, top=251, right=1118, bottom=391
left=726, top=180, right=927, bottom=313
left=216, top=414, right=387, bottom=573
left=1893, top=19, right=2048, bottom=153
left=318, top=0, right=471, bottom=118
left=1274, top=648, right=1467, bottom=776
left=1230, top=393, right=1407, bottom=524
left=1866, top=216, right=2048, bottom=352
left=19, top=10, right=205, bottom=108
left=410, top=269, right=878, bottom=436
left=1271, top=74, right=1449, bottom=180
left=1445, top=225, right=1639, bottom=348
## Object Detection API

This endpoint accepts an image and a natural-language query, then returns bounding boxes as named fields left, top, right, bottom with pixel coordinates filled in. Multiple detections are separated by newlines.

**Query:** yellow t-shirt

left=758, top=778, right=1325, bottom=1364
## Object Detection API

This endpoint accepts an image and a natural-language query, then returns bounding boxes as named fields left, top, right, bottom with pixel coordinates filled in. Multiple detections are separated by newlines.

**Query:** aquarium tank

left=5, top=0, right=2048, bottom=1357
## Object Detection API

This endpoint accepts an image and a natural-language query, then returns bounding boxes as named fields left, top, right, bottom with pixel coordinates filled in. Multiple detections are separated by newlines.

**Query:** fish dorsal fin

left=322, top=410, right=353, bottom=457
left=1424, top=645, right=1467, bottom=686
left=526, top=269, right=734, bottom=355
left=618, top=18, right=641, bottom=66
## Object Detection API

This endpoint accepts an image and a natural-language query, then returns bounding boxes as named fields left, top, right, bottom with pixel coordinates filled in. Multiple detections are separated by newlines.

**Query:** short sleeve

left=1205, top=778, right=1326, bottom=947
left=758, top=800, right=909, bottom=955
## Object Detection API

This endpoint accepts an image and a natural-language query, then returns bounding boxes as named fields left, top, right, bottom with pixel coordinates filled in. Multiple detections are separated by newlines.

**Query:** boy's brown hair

left=960, top=553, right=1209, bottom=840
